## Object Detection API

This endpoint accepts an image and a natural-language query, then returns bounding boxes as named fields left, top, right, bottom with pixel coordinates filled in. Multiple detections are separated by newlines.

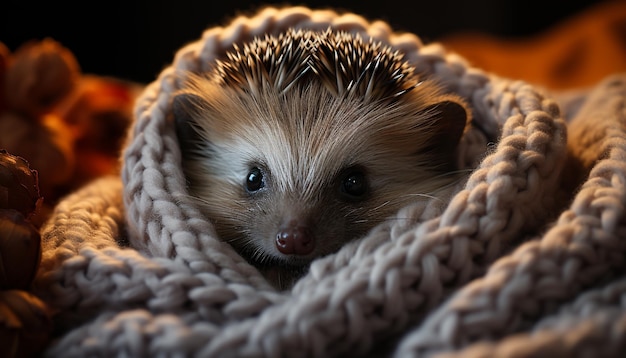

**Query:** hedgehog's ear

left=173, top=92, right=205, bottom=149
left=420, top=98, right=471, bottom=169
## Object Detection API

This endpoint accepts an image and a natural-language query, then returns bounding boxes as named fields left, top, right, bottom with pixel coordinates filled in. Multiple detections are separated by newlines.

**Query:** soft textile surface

left=33, top=6, right=626, bottom=357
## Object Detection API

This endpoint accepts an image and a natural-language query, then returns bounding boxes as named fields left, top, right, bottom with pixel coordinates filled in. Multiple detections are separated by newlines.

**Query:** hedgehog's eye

left=246, top=167, right=265, bottom=193
left=340, top=168, right=368, bottom=200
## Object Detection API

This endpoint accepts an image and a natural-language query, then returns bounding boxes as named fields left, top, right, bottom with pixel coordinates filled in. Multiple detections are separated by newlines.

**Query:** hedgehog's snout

left=275, top=219, right=315, bottom=255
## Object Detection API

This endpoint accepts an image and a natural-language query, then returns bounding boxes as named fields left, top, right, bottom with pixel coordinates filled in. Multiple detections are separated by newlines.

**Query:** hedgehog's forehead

left=215, top=29, right=417, bottom=99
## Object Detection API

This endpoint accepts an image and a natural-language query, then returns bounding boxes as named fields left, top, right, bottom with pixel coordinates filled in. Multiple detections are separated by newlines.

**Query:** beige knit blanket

left=33, top=6, right=626, bottom=357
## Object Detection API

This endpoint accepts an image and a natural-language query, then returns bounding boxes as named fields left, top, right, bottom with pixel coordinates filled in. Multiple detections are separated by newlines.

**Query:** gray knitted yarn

left=33, top=6, right=626, bottom=358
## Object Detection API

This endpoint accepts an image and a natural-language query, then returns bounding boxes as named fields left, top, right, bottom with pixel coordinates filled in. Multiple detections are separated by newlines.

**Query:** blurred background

left=2, top=0, right=617, bottom=85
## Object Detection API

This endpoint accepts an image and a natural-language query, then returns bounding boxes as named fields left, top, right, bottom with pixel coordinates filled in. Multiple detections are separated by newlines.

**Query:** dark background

left=1, top=0, right=610, bottom=84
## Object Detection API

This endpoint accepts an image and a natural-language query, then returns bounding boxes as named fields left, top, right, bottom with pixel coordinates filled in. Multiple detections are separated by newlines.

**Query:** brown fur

left=173, top=29, right=471, bottom=289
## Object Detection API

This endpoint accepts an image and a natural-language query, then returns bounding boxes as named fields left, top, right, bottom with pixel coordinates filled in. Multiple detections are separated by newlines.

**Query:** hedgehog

left=173, top=28, right=472, bottom=290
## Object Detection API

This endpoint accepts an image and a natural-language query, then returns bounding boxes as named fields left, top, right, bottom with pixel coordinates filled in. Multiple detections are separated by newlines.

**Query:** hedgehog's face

left=173, top=29, right=471, bottom=289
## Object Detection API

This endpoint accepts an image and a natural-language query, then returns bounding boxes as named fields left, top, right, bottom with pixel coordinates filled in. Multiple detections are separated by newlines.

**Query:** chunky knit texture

left=33, top=6, right=626, bottom=357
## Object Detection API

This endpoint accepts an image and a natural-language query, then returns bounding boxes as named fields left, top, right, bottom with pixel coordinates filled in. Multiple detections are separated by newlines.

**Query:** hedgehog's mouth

left=257, top=259, right=311, bottom=289
left=235, top=239, right=334, bottom=289
left=257, top=254, right=313, bottom=270
left=235, top=244, right=314, bottom=269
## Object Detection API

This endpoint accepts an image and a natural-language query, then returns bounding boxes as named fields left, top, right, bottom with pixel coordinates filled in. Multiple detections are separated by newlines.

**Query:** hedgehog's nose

left=275, top=221, right=314, bottom=255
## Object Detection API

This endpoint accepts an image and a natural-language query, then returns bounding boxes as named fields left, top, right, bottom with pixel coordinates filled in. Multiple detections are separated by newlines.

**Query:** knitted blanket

left=33, top=6, right=626, bottom=357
